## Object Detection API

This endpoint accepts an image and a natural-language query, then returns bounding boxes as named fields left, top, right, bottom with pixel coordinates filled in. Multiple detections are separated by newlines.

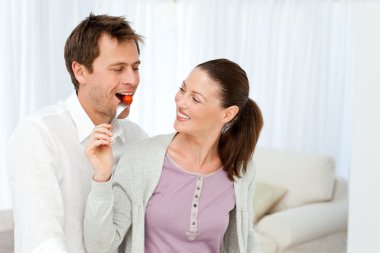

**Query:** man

left=7, top=14, right=147, bottom=252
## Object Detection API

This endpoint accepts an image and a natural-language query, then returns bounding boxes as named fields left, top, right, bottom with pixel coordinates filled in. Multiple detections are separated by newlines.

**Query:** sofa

left=252, top=147, right=348, bottom=253
left=0, top=209, right=13, bottom=253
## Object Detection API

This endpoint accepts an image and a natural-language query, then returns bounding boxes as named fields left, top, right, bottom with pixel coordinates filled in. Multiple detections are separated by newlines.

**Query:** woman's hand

left=86, top=124, right=114, bottom=182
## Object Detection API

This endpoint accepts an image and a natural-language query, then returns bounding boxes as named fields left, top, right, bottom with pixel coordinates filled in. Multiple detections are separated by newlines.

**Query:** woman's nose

left=175, top=93, right=188, bottom=108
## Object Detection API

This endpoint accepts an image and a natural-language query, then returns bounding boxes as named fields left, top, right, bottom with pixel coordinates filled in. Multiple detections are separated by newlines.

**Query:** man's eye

left=112, top=68, right=123, bottom=72
left=179, top=87, right=185, bottom=92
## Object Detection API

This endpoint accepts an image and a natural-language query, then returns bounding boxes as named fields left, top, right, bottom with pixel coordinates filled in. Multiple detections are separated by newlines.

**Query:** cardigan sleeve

left=247, top=162, right=261, bottom=253
left=84, top=176, right=133, bottom=253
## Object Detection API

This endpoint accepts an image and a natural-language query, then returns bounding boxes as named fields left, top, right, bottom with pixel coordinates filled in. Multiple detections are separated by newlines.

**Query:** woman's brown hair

left=197, top=59, right=263, bottom=181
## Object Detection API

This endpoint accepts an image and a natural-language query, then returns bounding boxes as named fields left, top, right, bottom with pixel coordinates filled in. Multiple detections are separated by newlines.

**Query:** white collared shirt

left=7, top=92, right=147, bottom=253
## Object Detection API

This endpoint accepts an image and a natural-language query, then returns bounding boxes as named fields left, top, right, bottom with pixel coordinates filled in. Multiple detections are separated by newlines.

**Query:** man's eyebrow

left=109, top=60, right=141, bottom=67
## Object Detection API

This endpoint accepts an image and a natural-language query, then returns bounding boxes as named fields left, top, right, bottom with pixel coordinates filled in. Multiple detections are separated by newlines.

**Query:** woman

left=84, top=59, right=263, bottom=253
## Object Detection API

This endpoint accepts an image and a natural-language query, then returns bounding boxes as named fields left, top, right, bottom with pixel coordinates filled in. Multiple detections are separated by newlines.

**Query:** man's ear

left=221, top=105, right=239, bottom=124
left=72, top=61, right=87, bottom=85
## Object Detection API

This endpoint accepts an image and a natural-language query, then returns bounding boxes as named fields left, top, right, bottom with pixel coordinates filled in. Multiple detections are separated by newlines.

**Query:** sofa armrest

left=0, top=210, right=14, bottom=253
left=0, top=210, right=13, bottom=232
left=333, top=176, right=348, bottom=199
left=254, top=198, right=348, bottom=249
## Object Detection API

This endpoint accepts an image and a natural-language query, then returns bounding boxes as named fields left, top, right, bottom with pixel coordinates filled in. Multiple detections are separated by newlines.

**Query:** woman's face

left=174, top=68, right=229, bottom=137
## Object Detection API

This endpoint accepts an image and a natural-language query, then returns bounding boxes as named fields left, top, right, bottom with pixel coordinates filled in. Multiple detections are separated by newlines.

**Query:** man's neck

left=77, top=94, right=111, bottom=125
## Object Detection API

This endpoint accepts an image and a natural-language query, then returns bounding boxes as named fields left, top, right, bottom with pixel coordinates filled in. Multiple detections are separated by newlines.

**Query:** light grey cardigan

left=84, top=133, right=259, bottom=253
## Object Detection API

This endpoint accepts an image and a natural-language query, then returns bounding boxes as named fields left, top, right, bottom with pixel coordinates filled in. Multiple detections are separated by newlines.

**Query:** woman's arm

left=83, top=124, right=133, bottom=253
left=247, top=162, right=261, bottom=253
left=84, top=178, right=132, bottom=253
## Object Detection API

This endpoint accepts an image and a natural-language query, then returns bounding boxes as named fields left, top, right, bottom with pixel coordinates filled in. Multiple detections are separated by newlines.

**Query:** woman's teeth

left=177, top=112, right=190, bottom=120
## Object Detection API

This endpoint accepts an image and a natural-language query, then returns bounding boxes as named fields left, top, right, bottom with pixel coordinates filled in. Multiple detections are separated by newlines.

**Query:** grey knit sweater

left=84, top=133, right=260, bottom=253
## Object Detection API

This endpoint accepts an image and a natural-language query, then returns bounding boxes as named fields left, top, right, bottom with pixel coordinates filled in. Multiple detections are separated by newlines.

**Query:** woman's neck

left=167, top=132, right=222, bottom=174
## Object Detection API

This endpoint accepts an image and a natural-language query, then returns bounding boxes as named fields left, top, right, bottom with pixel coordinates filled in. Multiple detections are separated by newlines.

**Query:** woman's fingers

left=86, top=125, right=114, bottom=182
left=87, top=135, right=112, bottom=155
left=86, top=124, right=113, bottom=157
left=88, top=124, right=113, bottom=146
left=92, top=124, right=113, bottom=137
left=94, top=123, right=112, bottom=129
left=91, top=139, right=112, bottom=148
left=90, top=132, right=113, bottom=144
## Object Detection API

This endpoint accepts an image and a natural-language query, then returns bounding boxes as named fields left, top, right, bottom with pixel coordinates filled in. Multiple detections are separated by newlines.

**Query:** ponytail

left=196, top=58, right=263, bottom=180
left=218, top=99, right=263, bottom=181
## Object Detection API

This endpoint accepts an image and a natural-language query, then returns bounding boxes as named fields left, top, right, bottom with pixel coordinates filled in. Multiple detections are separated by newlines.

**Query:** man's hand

left=86, top=124, right=114, bottom=182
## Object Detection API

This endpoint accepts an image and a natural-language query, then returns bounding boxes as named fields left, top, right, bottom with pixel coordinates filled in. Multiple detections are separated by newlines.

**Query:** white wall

left=348, top=1, right=380, bottom=252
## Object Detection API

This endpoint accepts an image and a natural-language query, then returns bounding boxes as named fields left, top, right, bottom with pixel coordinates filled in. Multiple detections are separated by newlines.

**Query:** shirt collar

left=66, top=92, right=126, bottom=143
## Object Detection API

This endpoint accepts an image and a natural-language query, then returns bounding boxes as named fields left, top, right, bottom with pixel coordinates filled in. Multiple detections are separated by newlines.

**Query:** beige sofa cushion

left=255, top=233, right=278, bottom=253
left=255, top=198, right=348, bottom=248
left=253, top=182, right=287, bottom=223
left=254, top=147, right=335, bottom=212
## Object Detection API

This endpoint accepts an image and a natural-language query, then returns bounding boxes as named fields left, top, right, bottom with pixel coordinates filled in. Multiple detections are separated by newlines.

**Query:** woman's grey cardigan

left=84, top=133, right=260, bottom=253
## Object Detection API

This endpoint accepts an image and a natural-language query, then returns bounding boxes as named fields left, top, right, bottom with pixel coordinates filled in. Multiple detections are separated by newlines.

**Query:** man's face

left=77, top=34, right=140, bottom=124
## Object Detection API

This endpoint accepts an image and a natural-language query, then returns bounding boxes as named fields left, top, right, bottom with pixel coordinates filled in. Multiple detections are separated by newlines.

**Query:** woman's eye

left=192, top=97, right=200, bottom=103
left=179, top=87, right=185, bottom=93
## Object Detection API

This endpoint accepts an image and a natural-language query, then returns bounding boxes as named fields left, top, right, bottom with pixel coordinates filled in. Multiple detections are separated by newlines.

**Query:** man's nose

left=121, top=68, right=139, bottom=87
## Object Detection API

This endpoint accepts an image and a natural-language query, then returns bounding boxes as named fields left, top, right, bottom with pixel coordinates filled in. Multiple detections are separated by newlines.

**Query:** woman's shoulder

left=125, top=133, right=175, bottom=151
left=235, top=159, right=257, bottom=185
left=145, top=133, right=176, bottom=146
left=119, top=133, right=175, bottom=163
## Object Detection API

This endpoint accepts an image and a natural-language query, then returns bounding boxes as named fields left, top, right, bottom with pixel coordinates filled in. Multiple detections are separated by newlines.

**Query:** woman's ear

left=221, top=105, right=239, bottom=124
left=72, top=61, right=87, bottom=85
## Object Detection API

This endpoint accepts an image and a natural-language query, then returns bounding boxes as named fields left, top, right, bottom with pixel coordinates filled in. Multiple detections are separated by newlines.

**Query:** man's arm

left=7, top=119, right=68, bottom=253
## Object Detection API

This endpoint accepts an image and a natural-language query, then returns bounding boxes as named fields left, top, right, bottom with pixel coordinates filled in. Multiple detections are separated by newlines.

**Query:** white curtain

left=0, top=0, right=353, bottom=210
